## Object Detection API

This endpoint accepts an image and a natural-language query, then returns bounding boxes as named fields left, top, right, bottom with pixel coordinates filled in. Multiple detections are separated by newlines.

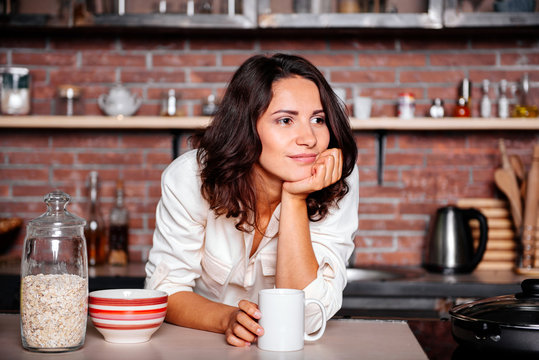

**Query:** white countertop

left=0, top=314, right=427, bottom=360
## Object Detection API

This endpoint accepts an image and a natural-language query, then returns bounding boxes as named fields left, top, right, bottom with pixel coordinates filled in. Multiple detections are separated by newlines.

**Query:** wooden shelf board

left=0, top=116, right=538, bottom=131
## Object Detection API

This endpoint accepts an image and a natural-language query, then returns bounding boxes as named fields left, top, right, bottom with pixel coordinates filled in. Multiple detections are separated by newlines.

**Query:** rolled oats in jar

left=20, top=191, right=88, bottom=352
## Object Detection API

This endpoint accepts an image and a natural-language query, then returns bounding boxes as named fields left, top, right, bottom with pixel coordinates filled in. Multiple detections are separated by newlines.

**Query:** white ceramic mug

left=353, top=96, right=372, bottom=119
left=257, top=289, right=327, bottom=352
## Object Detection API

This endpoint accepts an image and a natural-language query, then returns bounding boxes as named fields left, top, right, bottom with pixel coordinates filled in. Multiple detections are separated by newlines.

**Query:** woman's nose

left=295, top=123, right=317, bottom=147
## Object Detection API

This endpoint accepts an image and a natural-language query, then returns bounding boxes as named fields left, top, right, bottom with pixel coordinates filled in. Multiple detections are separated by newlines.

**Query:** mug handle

left=304, top=298, right=327, bottom=342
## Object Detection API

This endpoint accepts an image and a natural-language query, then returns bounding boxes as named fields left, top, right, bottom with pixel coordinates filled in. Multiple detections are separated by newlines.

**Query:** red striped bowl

left=89, top=289, right=168, bottom=343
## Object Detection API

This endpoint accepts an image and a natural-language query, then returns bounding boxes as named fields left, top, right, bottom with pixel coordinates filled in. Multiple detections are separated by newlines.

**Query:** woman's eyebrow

left=271, top=109, right=298, bottom=115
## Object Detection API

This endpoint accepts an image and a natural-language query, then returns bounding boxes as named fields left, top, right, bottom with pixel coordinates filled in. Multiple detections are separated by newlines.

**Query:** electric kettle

left=424, top=206, right=488, bottom=274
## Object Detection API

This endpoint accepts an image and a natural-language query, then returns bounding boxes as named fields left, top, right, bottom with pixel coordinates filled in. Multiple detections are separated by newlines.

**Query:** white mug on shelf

left=257, top=288, right=327, bottom=352
left=353, top=96, right=372, bottom=119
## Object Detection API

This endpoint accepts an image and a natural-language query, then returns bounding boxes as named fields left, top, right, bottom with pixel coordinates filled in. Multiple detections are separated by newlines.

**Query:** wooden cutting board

left=457, top=198, right=516, bottom=271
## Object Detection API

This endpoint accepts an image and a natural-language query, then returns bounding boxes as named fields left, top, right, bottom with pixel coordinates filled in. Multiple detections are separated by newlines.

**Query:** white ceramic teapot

left=98, top=84, right=141, bottom=116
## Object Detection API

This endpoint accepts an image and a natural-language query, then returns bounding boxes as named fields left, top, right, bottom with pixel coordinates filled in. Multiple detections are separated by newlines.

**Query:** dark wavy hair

left=196, top=53, right=357, bottom=232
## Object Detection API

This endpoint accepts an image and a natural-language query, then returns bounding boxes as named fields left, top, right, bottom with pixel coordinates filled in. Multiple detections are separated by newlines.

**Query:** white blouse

left=145, top=149, right=359, bottom=333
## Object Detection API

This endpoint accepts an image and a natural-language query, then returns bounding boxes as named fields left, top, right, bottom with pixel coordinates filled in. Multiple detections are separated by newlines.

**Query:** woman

left=145, top=53, right=359, bottom=347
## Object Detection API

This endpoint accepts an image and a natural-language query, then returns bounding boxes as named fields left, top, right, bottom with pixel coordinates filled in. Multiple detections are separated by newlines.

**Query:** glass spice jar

left=57, top=84, right=83, bottom=116
left=20, top=190, right=88, bottom=352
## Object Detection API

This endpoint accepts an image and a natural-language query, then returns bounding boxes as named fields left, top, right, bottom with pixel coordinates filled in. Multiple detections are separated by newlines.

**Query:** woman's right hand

left=224, top=299, right=264, bottom=347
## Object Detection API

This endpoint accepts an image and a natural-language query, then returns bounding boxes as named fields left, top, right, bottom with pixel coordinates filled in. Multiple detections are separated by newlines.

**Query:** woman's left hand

left=283, top=148, right=343, bottom=199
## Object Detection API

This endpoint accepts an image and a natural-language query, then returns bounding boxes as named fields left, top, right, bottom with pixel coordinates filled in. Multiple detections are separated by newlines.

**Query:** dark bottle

left=85, top=171, right=107, bottom=266
left=453, top=96, right=471, bottom=117
left=108, top=179, right=129, bottom=266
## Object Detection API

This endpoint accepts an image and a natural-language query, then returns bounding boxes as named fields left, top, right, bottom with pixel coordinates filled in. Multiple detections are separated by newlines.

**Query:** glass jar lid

left=28, top=190, right=86, bottom=228
left=450, top=279, right=539, bottom=329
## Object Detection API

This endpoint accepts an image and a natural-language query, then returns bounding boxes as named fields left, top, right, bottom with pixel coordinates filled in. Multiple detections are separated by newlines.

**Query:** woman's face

left=255, top=76, right=330, bottom=187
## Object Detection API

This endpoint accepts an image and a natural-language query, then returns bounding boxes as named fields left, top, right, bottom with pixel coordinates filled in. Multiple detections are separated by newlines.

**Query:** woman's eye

left=277, top=117, right=292, bottom=125
left=311, top=117, right=326, bottom=125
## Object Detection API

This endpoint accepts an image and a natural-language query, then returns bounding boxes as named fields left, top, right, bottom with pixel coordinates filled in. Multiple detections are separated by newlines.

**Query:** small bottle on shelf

left=85, top=171, right=107, bottom=266
left=453, top=96, right=471, bottom=117
left=480, top=79, right=491, bottom=118
left=498, top=79, right=509, bottom=119
left=108, top=180, right=129, bottom=266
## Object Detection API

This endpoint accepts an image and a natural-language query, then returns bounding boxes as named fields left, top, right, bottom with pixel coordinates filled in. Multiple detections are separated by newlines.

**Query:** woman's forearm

left=165, top=291, right=236, bottom=334
left=275, top=193, right=318, bottom=289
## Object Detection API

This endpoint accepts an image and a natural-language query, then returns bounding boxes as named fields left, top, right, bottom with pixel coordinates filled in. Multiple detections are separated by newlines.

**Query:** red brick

left=0, top=133, right=50, bottom=147
left=356, top=153, right=376, bottom=167
left=260, top=39, right=326, bottom=51
left=0, top=185, right=9, bottom=196
left=77, top=152, right=143, bottom=165
left=50, top=37, right=116, bottom=50
left=124, top=183, right=148, bottom=199
left=153, top=54, right=217, bottom=67
left=354, top=235, right=393, bottom=249
left=121, top=69, right=186, bottom=84
left=32, top=84, right=56, bottom=100
left=120, top=37, right=186, bottom=51
left=357, top=168, right=377, bottom=183
left=190, top=39, right=255, bottom=50
left=469, top=70, right=529, bottom=83
left=358, top=202, right=396, bottom=215
left=385, top=153, right=424, bottom=166
left=359, top=218, right=426, bottom=231
left=426, top=153, right=495, bottom=167
left=129, top=233, right=154, bottom=246
left=399, top=202, right=439, bottom=215
left=426, top=87, right=459, bottom=100
left=147, top=87, right=212, bottom=101
left=302, top=54, right=355, bottom=67
left=359, top=185, right=409, bottom=198
left=400, top=70, right=465, bottom=84
left=8, top=151, right=75, bottom=165
left=136, top=104, right=161, bottom=116
left=383, top=169, right=400, bottom=183
left=147, top=152, right=172, bottom=165
left=222, top=53, right=259, bottom=66
left=121, top=134, right=171, bottom=149
left=0, top=37, right=47, bottom=49
left=12, top=185, right=77, bottom=197
left=30, top=102, right=53, bottom=115
left=398, top=236, right=424, bottom=251
left=148, top=184, right=161, bottom=198
left=82, top=52, right=146, bottom=67
left=53, top=168, right=120, bottom=183
left=123, top=168, right=162, bottom=182
left=191, top=70, right=234, bottom=83
left=0, top=200, right=45, bottom=215
left=430, top=53, right=496, bottom=66
left=353, top=251, right=421, bottom=267
left=0, top=168, right=49, bottom=181
left=471, top=37, right=537, bottom=49
left=331, top=70, right=394, bottom=83
left=49, top=69, right=115, bottom=85
left=400, top=39, right=467, bottom=51
left=360, top=53, right=426, bottom=67
left=0, top=53, right=6, bottom=64
left=398, top=134, right=467, bottom=150
left=329, top=39, right=396, bottom=51
left=52, top=133, right=119, bottom=148
left=501, top=53, right=539, bottom=66
left=12, top=52, right=77, bottom=66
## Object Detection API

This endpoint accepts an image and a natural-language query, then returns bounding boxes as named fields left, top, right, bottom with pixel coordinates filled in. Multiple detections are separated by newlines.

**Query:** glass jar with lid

left=20, top=190, right=88, bottom=352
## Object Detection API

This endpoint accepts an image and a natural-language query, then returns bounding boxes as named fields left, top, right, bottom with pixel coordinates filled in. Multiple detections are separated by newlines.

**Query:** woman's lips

left=288, top=153, right=317, bottom=164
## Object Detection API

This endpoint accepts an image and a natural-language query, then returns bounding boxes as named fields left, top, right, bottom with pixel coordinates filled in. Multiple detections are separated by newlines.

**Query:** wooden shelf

left=0, top=116, right=538, bottom=131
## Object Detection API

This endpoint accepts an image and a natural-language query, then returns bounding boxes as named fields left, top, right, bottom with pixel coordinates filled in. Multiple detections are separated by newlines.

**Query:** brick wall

left=1, top=31, right=538, bottom=266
